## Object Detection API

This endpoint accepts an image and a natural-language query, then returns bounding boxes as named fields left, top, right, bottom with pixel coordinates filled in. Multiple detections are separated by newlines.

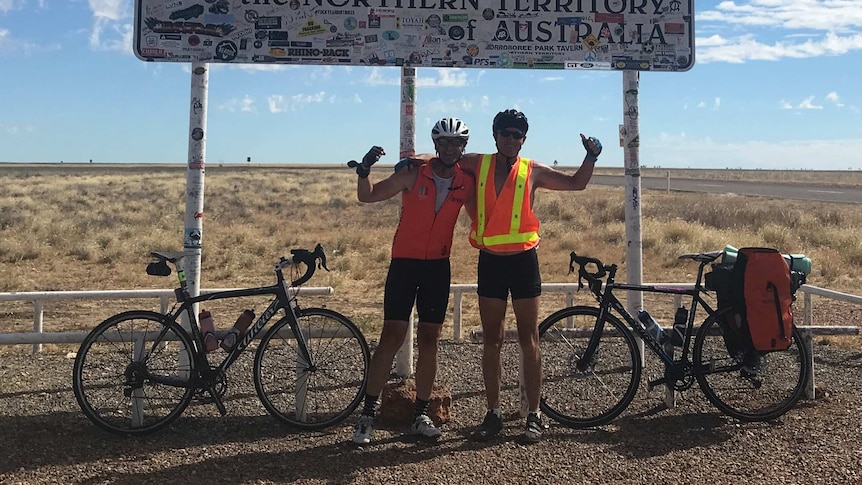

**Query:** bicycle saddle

left=147, top=250, right=197, bottom=276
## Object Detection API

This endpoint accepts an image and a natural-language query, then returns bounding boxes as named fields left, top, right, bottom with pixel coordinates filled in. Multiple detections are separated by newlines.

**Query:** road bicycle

left=72, top=244, right=370, bottom=435
left=539, top=250, right=810, bottom=427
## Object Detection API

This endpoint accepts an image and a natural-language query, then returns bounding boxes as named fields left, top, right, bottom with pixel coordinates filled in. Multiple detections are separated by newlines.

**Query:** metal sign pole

left=622, top=70, right=643, bottom=344
left=394, top=66, right=417, bottom=378
left=184, top=63, right=208, bottom=309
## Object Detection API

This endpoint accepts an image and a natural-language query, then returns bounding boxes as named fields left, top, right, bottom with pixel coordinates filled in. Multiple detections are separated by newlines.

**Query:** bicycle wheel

left=539, top=306, right=642, bottom=428
left=72, top=310, right=196, bottom=435
left=693, top=316, right=810, bottom=422
left=254, top=307, right=370, bottom=430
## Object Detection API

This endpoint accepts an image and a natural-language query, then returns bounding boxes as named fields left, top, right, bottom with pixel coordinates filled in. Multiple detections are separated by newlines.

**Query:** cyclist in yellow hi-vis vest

left=412, top=109, right=601, bottom=443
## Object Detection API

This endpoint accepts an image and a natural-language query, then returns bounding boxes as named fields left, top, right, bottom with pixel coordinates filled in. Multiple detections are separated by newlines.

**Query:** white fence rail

left=1, top=283, right=859, bottom=400
left=0, top=287, right=333, bottom=352
left=454, top=283, right=862, bottom=341
left=3, top=283, right=859, bottom=344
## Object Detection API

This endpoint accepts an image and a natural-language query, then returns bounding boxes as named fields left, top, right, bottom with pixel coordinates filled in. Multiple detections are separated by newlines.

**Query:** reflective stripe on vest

left=471, top=154, right=540, bottom=251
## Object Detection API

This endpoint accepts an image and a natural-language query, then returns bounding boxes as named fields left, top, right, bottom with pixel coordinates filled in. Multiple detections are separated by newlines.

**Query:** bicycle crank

left=195, top=366, right=227, bottom=406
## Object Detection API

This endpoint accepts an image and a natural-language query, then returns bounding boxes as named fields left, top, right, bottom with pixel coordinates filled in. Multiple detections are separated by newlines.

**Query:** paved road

left=590, top=175, right=862, bottom=204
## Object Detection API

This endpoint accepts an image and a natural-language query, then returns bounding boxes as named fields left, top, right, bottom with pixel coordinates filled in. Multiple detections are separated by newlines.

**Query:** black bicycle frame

left=167, top=262, right=314, bottom=377
left=580, top=263, right=722, bottom=369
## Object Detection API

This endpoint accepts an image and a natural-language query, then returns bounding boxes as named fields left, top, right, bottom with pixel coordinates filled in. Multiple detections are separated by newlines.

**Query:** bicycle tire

left=254, top=307, right=370, bottom=430
left=539, top=306, right=642, bottom=428
left=693, top=315, right=810, bottom=422
left=72, top=310, right=197, bottom=435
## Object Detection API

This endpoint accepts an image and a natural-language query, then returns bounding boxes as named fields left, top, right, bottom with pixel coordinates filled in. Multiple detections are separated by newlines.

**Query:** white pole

left=184, top=62, right=208, bottom=301
left=180, top=62, right=208, bottom=370
left=394, top=66, right=417, bottom=378
left=622, top=71, right=645, bottom=360
left=623, top=71, right=674, bottom=407
left=32, top=300, right=43, bottom=353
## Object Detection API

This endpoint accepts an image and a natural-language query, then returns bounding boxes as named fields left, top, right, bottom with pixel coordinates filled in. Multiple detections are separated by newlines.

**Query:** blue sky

left=1, top=0, right=861, bottom=170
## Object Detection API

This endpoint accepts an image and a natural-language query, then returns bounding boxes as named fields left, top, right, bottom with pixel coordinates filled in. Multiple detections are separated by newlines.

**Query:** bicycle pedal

left=210, top=391, right=227, bottom=416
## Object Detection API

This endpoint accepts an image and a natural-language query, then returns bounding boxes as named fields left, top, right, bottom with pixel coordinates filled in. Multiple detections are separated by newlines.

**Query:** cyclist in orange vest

left=350, top=118, right=475, bottom=445
left=411, top=109, right=601, bottom=443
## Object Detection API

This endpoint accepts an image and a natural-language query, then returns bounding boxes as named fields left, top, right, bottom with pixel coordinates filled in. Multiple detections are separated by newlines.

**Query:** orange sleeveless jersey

left=469, top=154, right=540, bottom=253
left=391, top=162, right=473, bottom=260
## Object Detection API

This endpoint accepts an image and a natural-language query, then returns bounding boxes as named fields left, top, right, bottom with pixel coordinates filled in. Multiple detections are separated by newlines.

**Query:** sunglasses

left=435, top=138, right=466, bottom=147
left=497, top=130, right=525, bottom=140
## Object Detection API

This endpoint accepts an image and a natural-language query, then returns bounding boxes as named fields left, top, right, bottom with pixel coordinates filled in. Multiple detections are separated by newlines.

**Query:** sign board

left=134, top=1, right=693, bottom=71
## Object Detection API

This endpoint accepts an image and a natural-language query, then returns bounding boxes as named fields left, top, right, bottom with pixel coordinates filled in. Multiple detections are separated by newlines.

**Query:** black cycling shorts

left=477, top=248, right=542, bottom=301
left=383, top=258, right=451, bottom=324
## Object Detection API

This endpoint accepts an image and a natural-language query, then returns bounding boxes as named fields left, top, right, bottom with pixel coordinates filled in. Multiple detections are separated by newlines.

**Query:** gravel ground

left=2, top=336, right=862, bottom=485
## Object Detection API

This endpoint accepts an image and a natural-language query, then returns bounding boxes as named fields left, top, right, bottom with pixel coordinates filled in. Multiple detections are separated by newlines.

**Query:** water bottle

left=198, top=310, right=219, bottom=352
left=671, top=306, right=688, bottom=347
left=637, top=310, right=665, bottom=344
left=220, top=309, right=255, bottom=351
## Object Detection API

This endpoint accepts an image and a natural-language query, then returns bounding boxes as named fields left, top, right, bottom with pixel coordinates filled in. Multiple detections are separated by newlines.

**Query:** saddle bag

left=706, top=247, right=804, bottom=353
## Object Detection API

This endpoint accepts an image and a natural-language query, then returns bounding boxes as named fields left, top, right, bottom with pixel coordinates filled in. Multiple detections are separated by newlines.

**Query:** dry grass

left=2, top=164, right=861, bottom=339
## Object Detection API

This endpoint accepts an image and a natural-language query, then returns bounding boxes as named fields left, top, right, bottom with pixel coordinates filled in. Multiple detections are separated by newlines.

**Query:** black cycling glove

left=356, top=146, right=384, bottom=178
left=582, top=136, right=602, bottom=163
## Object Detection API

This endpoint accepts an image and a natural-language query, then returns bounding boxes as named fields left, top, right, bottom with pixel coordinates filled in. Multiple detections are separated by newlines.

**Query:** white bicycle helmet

left=431, top=117, right=469, bottom=142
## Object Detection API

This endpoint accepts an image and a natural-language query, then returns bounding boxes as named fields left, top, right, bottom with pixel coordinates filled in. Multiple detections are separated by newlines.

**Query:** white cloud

left=693, top=98, right=721, bottom=110
left=88, top=0, right=125, bottom=20
left=697, top=1, right=862, bottom=63
left=268, top=95, right=286, bottom=113
left=0, top=27, right=61, bottom=55
left=1, top=122, right=35, bottom=134
left=219, top=95, right=256, bottom=113
left=697, top=32, right=862, bottom=63
left=798, top=96, right=823, bottom=109
left=418, top=69, right=468, bottom=87
left=267, top=92, right=327, bottom=113
left=88, top=0, right=133, bottom=53
left=696, top=35, right=728, bottom=47
left=826, top=91, right=845, bottom=107
left=0, top=0, right=43, bottom=13
left=648, top=132, right=862, bottom=170
left=700, top=0, right=862, bottom=32
left=233, top=64, right=288, bottom=72
left=364, top=67, right=398, bottom=86
left=421, top=98, right=476, bottom=115
left=780, top=96, right=827, bottom=110
left=363, top=67, right=469, bottom=87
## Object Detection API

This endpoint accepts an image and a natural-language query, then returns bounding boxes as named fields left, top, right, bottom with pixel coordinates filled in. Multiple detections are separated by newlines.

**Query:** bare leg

left=478, top=296, right=508, bottom=410
left=365, top=320, right=409, bottom=397
left=414, top=322, right=442, bottom=401
left=512, top=296, right=541, bottom=412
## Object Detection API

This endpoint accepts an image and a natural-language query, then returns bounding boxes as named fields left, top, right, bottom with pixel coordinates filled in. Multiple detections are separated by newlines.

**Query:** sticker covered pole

left=184, top=62, right=208, bottom=304
left=394, top=66, right=417, bottom=377
left=622, top=70, right=643, bottom=329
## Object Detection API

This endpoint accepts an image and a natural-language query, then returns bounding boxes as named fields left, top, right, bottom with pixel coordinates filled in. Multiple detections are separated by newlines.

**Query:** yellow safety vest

left=469, top=154, right=540, bottom=252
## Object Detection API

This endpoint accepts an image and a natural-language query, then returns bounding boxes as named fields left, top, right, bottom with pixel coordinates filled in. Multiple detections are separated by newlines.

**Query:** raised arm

left=532, top=134, right=602, bottom=191
left=355, top=146, right=417, bottom=202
